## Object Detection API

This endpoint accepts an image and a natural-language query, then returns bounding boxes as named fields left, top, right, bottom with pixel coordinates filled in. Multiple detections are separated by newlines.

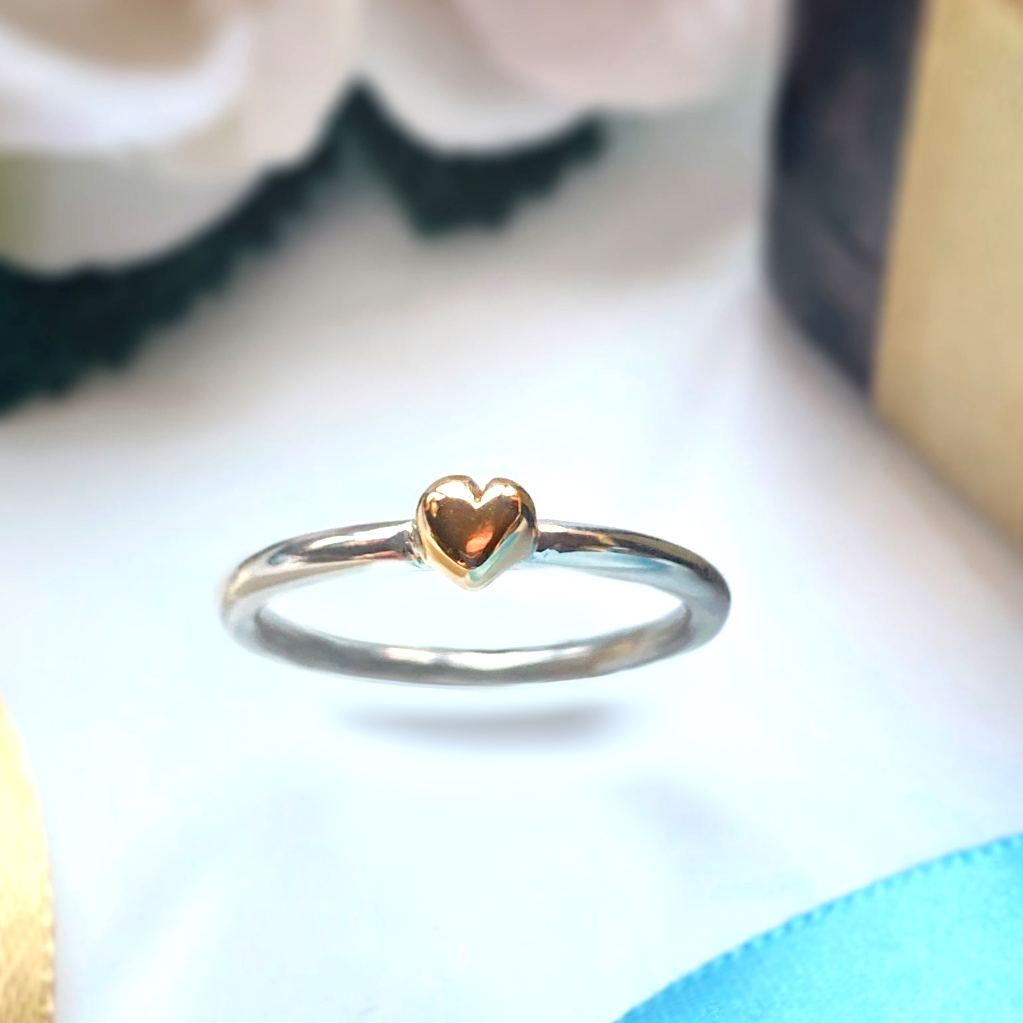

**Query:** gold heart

left=415, top=476, right=538, bottom=590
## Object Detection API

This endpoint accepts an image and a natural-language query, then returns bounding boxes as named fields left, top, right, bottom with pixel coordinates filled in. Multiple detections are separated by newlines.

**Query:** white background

left=4, top=77, right=1023, bottom=1023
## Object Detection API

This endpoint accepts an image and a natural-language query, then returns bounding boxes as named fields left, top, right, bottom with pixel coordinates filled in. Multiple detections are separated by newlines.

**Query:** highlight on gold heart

left=414, top=475, right=539, bottom=590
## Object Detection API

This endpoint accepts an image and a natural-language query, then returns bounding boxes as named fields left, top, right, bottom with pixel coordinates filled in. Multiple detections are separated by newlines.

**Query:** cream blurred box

left=770, top=0, right=1023, bottom=542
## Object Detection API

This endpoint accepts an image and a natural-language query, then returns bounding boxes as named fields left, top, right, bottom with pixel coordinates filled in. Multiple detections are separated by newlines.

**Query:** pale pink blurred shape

left=0, top=0, right=361, bottom=269
left=160, top=0, right=362, bottom=176
left=452, top=0, right=755, bottom=107
left=360, top=0, right=579, bottom=152
left=0, top=0, right=779, bottom=270
left=0, top=0, right=229, bottom=66
left=0, top=0, right=773, bottom=168
left=0, top=0, right=360, bottom=175
left=0, top=11, right=249, bottom=152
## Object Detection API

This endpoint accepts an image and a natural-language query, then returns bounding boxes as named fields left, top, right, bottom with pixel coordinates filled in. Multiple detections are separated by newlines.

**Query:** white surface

left=3, top=81, right=1023, bottom=1023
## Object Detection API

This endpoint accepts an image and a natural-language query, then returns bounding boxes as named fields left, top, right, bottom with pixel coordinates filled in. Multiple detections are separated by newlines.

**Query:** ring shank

left=221, top=521, right=730, bottom=686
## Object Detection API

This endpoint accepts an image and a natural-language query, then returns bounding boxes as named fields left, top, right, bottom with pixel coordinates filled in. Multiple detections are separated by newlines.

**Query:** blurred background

left=2, top=2, right=1023, bottom=1022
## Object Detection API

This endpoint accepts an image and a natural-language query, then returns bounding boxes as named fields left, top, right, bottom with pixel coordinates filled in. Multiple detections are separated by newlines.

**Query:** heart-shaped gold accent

left=415, top=476, right=538, bottom=590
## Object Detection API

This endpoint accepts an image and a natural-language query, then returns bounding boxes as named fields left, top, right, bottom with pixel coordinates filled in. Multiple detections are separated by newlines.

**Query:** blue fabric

left=616, top=834, right=1023, bottom=1022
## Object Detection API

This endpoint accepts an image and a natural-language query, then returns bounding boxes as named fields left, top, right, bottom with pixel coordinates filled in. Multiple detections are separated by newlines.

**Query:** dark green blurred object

left=0, top=91, right=602, bottom=414
left=349, top=93, right=602, bottom=233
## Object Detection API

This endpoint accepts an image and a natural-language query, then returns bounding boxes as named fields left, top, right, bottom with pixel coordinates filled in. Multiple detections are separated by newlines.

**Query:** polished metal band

left=222, top=520, right=730, bottom=686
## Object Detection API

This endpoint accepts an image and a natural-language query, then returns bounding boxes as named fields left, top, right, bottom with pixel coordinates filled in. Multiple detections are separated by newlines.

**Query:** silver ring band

left=221, top=519, right=730, bottom=686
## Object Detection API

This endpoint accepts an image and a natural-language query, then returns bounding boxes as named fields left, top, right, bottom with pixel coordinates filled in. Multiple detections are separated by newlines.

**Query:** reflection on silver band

left=222, top=520, right=730, bottom=686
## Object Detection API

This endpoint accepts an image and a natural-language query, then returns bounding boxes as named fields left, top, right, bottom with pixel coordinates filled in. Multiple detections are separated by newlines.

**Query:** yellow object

left=414, top=476, right=538, bottom=590
left=0, top=699, right=54, bottom=1023
left=877, top=0, right=1023, bottom=539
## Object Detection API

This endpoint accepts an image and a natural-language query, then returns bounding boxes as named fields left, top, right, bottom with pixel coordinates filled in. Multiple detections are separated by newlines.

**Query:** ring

left=221, top=476, right=730, bottom=686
